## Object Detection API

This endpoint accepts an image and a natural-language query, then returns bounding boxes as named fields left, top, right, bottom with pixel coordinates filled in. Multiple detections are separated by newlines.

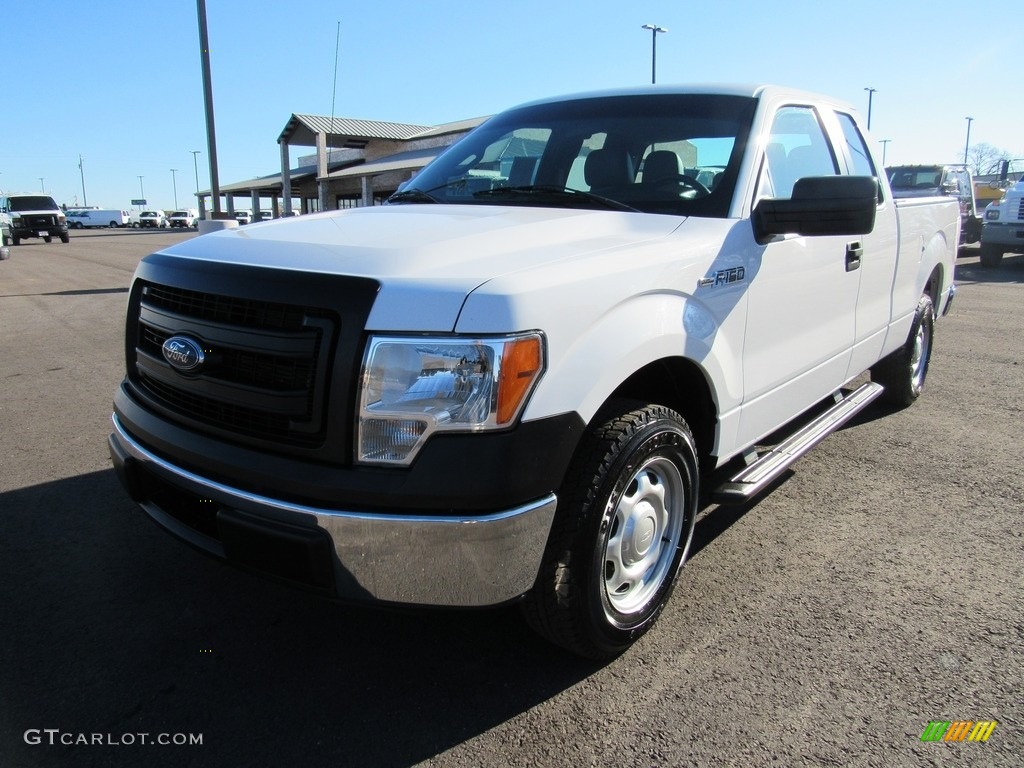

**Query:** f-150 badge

left=699, top=266, right=746, bottom=288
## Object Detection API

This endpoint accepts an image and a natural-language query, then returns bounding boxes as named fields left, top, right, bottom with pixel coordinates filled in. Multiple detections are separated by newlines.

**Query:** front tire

left=872, top=294, right=934, bottom=407
left=522, top=402, right=698, bottom=659
left=979, top=244, right=1003, bottom=267
left=60, top=233, right=70, bottom=244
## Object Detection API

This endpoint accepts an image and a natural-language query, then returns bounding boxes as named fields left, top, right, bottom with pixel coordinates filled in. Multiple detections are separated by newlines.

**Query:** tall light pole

left=138, top=175, right=145, bottom=201
left=39, top=178, right=45, bottom=192
left=964, top=117, right=974, bottom=166
left=170, top=169, right=179, bottom=208
left=78, top=155, right=88, bottom=207
left=864, top=87, right=876, bottom=131
left=197, top=0, right=223, bottom=217
left=641, top=24, right=667, bottom=85
left=879, top=139, right=891, bottom=166
left=191, top=150, right=201, bottom=198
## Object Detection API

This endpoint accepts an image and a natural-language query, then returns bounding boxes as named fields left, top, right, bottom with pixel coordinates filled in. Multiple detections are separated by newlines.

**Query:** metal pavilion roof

left=278, top=113, right=431, bottom=147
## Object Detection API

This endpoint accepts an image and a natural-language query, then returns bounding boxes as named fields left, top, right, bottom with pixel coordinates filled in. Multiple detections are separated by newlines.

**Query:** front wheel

left=979, top=244, right=1004, bottom=268
left=872, top=294, right=934, bottom=407
left=60, top=233, right=70, bottom=244
left=522, top=402, right=698, bottom=659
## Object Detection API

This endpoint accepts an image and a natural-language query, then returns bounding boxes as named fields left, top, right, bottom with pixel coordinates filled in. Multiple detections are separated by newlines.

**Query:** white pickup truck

left=108, top=85, right=958, bottom=658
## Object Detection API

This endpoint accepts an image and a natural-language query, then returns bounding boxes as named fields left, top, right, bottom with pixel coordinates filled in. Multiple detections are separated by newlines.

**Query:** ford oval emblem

left=161, top=335, right=205, bottom=373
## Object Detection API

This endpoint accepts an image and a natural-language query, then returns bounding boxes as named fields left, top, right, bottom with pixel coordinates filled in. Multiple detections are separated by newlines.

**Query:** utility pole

left=864, top=87, right=876, bottom=131
left=197, top=0, right=223, bottom=217
left=964, top=117, right=974, bottom=166
left=78, top=155, right=88, bottom=207
left=170, top=169, right=179, bottom=208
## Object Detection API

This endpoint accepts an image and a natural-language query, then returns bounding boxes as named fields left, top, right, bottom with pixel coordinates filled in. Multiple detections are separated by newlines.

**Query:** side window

left=761, top=106, right=838, bottom=199
left=836, top=113, right=876, bottom=176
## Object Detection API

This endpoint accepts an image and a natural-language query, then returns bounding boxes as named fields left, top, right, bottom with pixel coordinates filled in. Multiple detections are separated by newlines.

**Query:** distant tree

left=963, top=143, right=1012, bottom=176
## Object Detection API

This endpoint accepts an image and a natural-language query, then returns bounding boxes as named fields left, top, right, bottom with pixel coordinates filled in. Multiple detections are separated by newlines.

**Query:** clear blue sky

left=2, top=0, right=1020, bottom=210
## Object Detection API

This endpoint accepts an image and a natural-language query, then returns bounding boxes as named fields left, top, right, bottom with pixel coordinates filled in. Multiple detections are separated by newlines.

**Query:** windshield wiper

left=387, top=187, right=442, bottom=204
left=473, top=184, right=640, bottom=213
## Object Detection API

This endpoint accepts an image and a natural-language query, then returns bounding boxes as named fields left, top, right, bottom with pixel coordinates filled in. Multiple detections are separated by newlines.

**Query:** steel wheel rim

left=602, top=455, right=686, bottom=616
left=910, top=315, right=932, bottom=393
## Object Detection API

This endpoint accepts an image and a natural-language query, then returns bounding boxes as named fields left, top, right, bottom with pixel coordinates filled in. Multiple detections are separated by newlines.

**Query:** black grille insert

left=131, top=281, right=337, bottom=447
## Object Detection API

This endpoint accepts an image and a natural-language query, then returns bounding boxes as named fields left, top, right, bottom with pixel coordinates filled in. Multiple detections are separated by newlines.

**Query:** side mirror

left=753, top=176, right=878, bottom=244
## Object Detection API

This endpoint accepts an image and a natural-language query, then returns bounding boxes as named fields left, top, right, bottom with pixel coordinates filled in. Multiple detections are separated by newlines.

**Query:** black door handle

left=846, top=241, right=863, bottom=272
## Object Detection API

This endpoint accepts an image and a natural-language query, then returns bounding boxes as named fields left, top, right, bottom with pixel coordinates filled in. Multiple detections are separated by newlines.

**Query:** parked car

left=71, top=209, right=132, bottom=228
left=66, top=210, right=91, bottom=229
left=139, top=210, right=168, bottom=229
left=979, top=177, right=1024, bottom=266
left=109, top=84, right=958, bottom=659
left=258, top=211, right=273, bottom=222
left=168, top=209, right=199, bottom=228
left=0, top=194, right=69, bottom=244
left=234, top=209, right=253, bottom=225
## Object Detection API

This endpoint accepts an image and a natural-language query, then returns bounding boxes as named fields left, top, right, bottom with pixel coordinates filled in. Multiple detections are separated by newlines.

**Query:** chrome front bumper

left=110, top=415, right=557, bottom=607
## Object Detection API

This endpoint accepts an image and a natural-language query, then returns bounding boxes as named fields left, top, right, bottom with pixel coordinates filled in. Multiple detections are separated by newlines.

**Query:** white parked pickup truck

left=108, top=85, right=958, bottom=658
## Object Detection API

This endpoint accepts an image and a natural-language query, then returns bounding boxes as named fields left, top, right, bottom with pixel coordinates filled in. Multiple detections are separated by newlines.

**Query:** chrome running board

left=712, top=382, right=884, bottom=504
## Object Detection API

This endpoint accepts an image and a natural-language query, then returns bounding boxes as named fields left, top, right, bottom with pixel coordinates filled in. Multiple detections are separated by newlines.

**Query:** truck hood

left=159, top=205, right=685, bottom=330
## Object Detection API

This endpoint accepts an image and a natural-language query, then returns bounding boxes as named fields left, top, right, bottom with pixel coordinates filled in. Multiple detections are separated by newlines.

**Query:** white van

left=77, top=209, right=131, bottom=228
left=168, top=209, right=199, bottom=228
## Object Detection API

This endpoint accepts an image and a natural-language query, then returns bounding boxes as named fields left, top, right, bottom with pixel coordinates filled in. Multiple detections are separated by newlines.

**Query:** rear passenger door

left=736, top=104, right=860, bottom=447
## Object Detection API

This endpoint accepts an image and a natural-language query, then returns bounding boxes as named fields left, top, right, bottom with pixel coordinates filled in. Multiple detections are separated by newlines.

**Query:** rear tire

left=522, top=401, right=698, bottom=659
left=43, top=236, right=52, bottom=243
left=872, top=294, right=934, bottom=407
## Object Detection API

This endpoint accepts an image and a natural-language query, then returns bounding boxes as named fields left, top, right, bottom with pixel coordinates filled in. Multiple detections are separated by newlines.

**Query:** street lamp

left=864, top=87, right=876, bottom=131
left=170, top=169, right=179, bottom=209
left=138, top=175, right=145, bottom=200
left=641, top=24, right=667, bottom=85
left=191, top=150, right=201, bottom=197
left=78, top=155, right=88, bottom=207
left=964, top=117, right=974, bottom=166
left=39, top=178, right=44, bottom=192
left=879, top=139, right=891, bottom=166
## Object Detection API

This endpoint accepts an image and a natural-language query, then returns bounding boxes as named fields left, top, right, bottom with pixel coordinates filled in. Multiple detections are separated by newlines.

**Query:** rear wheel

left=522, top=401, right=698, bottom=659
left=872, top=294, right=934, bottom=407
left=43, top=236, right=52, bottom=243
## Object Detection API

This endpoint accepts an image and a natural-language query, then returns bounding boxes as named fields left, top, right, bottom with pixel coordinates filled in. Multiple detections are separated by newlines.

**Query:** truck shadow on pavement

left=0, top=469, right=600, bottom=767
left=954, top=253, right=1024, bottom=284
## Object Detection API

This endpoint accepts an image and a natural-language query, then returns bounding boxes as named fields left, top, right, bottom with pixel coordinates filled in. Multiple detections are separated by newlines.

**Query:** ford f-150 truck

left=108, top=85, right=958, bottom=658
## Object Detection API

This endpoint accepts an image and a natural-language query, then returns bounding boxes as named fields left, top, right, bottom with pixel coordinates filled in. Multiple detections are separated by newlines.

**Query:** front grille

left=132, top=280, right=336, bottom=447
left=19, top=214, right=58, bottom=227
left=1016, top=198, right=1024, bottom=221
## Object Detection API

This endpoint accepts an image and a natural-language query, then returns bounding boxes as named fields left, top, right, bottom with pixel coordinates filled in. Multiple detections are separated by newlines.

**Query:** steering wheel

left=652, top=174, right=711, bottom=195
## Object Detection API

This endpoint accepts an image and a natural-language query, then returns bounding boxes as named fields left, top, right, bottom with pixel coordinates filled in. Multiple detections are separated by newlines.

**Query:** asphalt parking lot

left=1, top=229, right=1022, bottom=767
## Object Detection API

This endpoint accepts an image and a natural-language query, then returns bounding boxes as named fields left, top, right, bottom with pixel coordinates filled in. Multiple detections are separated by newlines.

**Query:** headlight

left=985, top=208, right=1000, bottom=221
left=357, top=333, right=544, bottom=465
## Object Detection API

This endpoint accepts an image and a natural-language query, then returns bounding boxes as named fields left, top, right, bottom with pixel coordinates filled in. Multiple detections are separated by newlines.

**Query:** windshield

left=393, top=94, right=757, bottom=217
left=10, top=196, right=59, bottom=212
